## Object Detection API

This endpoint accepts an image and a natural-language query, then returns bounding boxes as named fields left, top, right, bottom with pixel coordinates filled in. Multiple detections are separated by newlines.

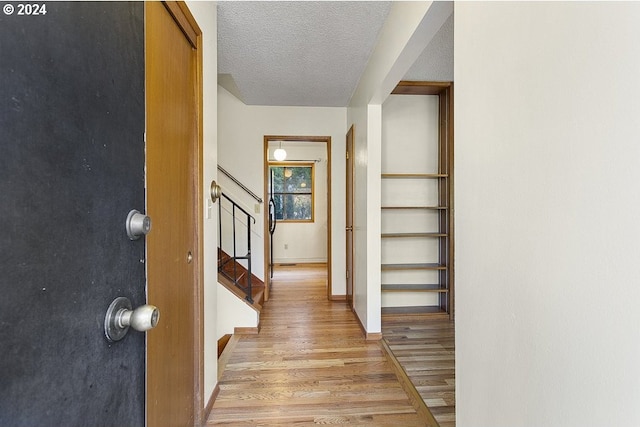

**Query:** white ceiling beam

left=349, top=1, right=453, bottom=107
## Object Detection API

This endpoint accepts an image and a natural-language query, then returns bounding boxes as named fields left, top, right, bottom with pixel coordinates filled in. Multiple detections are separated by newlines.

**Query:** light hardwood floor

left=381, top=317, right=455, bottom=427
left=208, top=264, right=433, bottom=426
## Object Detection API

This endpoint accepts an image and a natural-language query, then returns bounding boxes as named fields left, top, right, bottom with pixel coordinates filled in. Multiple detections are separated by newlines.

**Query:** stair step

left=218, top=248, right=265, bottom=311
left=382, top=284, right=448, bottom=292
left=381, top=263, right=446, bottom=271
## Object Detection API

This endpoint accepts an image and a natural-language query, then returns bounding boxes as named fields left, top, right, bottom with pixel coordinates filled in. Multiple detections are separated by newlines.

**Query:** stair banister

left=218, top=191, right=256, bottom=303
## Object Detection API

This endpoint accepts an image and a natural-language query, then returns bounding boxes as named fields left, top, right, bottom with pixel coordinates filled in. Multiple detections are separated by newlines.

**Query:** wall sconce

left=273, top=141, right=287, bottom=161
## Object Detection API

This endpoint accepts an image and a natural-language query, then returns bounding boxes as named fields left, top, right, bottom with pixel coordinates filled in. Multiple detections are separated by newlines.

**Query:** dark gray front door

left=0, top=3, right=146, bottom=426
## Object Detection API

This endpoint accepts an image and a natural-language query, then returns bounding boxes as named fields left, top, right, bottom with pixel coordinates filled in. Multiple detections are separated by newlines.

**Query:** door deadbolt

left=104, top=297, right=160, bottom=342
left=126, top=210, right=151, bottom=240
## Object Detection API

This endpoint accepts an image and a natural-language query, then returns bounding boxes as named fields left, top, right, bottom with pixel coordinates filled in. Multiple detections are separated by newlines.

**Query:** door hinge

left=346, top=269, right=350, bottom=279
left=346, top=151, right=349, bottom=160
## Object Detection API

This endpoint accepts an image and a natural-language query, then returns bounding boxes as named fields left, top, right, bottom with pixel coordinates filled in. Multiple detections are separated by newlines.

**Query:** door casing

left=345, top=125, right=355, bottom=309
left=263, top=136, right=332, bottom=300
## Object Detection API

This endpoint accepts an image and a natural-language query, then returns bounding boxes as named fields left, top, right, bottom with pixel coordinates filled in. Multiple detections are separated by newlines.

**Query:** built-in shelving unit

left=380, top=81, right=454, bottom=320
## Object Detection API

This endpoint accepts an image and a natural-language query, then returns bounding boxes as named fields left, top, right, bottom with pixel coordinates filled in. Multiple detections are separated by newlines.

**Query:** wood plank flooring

left=207, top=264, right=433, bottom=426
left=381, top=317, right=455, bottom=427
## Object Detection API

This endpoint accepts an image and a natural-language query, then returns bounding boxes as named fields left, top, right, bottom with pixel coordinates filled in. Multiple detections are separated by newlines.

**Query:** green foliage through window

left=269, top=164, right=314, bottom=221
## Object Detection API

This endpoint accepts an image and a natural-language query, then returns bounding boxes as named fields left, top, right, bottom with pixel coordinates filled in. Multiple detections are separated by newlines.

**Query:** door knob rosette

left=104, top=297, right=159, bottom=342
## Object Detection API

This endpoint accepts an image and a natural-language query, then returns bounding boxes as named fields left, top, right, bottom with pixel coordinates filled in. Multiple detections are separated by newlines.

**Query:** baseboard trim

left=203, top=383, right=220, bottom=422
left=366, top=332, right=382, bottom=341
left=330, top=294, right=346, bottom=301
left=275, top=260, right=328, bottom=266
left=354, top=310, right=382, bottom=341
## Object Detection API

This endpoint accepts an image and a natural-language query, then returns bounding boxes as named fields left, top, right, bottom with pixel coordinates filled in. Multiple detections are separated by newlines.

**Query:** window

left=269, top=163, right=314, bottom=222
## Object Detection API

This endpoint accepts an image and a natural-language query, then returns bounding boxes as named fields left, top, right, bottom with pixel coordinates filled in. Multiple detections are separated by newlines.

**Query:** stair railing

left=218, top=192, right=256, bottom=303
left=218, top=165, right=263, bottom=203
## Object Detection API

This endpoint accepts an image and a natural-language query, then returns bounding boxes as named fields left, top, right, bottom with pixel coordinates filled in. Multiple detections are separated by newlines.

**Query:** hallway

left=208, top=264, right=433, bottom=426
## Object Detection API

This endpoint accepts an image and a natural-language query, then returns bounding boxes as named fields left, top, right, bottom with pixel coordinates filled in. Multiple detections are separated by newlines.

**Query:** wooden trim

left=234, top=326, right=259, bottom=335
left=267, top=162, right=316, bottom=223
left=381, top=173, right=448, bottom=178
left=265, top=135, right=332, bottom=143
left=354, top=310, right=382, bottom=341
left=217, top=334, right=232, bottom=358
left=391, top=80, right=451, bottom=96
left=345, top=125, right=355, bottom=310
left=162, top=2, right=200, bottom=48
left=366, top=332, right=382, bottom=341
left=326, top=136, right=332, bottom=302
left=263, top=136, right=332, bottom=301
left=380, top=340, right=439, bottom=426
left=203, top=384, right=219, bottom=423
left=263, top=139, right=270, bottom=302
left=330, top=294, right=346, bottom=301
left=217, top=334, right=240, bottom=381
left=448, top=83, right=455, bottom=321
left=276, top=262, right=326, bottom=267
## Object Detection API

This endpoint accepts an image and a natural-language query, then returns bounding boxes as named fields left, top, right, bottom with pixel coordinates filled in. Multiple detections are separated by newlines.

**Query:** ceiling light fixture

left=273, top=141, right=287, bottom=161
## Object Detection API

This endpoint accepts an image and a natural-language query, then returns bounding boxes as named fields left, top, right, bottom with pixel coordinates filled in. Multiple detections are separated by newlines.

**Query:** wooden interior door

left=0, top=3, right=146, bottom=425
left=145, top=2, right=203, bottom=426
left=345, top=126, right=355, bottom=308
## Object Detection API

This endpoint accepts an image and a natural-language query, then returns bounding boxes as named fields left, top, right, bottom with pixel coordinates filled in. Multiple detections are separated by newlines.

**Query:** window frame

left=269, top=161, right=315, bottom=223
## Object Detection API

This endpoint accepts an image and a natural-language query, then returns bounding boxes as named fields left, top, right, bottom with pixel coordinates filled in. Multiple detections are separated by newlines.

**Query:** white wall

left=185, top=0, right=217, bottom=409
left=269, top=143, right=328, bottom=264
left=218, top=86, right=347, bottom=295
left=217, top=285, right=259, bottom=336
left=455, top=3, right=640, bottom=426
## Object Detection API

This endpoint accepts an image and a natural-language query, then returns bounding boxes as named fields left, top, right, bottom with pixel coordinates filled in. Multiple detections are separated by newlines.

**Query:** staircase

left=217, top=188, right=265, bottom=333
left=381, top=82, right=454, bottom=320
left=218, top=248, right=265, bottom=311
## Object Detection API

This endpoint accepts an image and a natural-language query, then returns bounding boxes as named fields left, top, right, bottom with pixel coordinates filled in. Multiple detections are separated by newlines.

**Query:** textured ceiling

left=217, top=1, right=391, bottom=107
left=217, top=1, right=453, bottom=108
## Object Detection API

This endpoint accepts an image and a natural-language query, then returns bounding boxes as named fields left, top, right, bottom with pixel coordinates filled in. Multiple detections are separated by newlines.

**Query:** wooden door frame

left=263, top=136, right=332, bottom=301
left=345, top=125, right=355, bottom=309
left=145, top=2, right=204, bottom=425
